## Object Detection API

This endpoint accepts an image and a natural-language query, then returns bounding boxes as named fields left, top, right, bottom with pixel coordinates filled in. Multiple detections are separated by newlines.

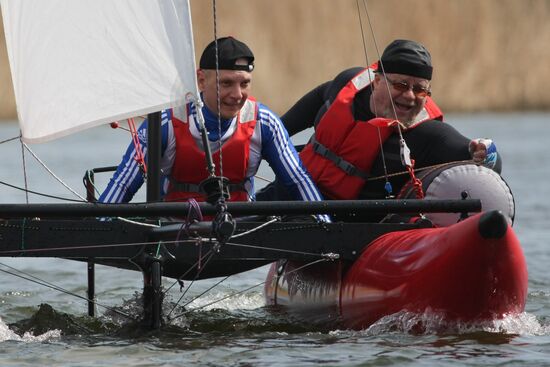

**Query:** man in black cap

left=196, top=36, right=255, bottom=121
left=256, top=39, right=500, bottom=206
left=100, top=37, right=330, bottom=222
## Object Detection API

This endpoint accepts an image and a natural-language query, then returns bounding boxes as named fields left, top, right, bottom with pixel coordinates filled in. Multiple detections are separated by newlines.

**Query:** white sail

left=0, top=0, right=198, bottom=143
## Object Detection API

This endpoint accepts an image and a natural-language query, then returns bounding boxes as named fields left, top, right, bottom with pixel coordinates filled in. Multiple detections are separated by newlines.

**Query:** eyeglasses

left=384, top=76, right=431, bottom=98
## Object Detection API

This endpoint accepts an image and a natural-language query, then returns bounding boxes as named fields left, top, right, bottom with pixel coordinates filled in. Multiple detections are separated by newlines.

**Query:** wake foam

left=361, top=310, right=550, bottom=336
left=0, top=316, right=60, bottom=342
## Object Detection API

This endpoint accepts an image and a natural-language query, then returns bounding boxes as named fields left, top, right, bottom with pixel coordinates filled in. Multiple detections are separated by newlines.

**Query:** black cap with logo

left=199, top=36, right=255, bottom=72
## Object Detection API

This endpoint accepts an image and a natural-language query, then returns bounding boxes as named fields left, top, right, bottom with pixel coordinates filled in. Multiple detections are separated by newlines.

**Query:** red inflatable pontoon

left=265, top=210, right=528, bottom=330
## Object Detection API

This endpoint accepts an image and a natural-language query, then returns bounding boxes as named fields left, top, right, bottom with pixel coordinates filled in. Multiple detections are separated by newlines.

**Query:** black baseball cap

left=199, top=36, right=255, bottom=72
left=378, top=39, right=433, bottom=80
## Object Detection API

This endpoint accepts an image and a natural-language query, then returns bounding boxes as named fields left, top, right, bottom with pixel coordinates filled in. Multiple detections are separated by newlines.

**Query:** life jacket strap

left=169, top=179, right=246, bottom=194
left=310, top=136, right=370, bottom=180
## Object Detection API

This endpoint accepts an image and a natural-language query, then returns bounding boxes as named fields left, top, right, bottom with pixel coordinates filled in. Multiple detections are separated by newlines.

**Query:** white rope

left=114, top=216, right=160, bottom=227
left=254, top=174, right=272, bottom=183
left=19, top=133, right=30, bottom=203
left=225, top=240, right=340, bottom=260
left=230, top=217, right=279, bottom=238
left=23, top=142, right=86, bottom=201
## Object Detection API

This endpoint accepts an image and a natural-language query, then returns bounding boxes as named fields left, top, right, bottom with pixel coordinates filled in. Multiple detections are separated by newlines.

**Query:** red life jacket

left=299, top=67, right=443, bottom=200
left=164, top=98, right=258, bottom=203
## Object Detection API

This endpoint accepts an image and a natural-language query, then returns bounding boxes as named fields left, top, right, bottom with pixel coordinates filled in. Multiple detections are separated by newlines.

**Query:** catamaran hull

left=265, top=210, right=528, bottom=330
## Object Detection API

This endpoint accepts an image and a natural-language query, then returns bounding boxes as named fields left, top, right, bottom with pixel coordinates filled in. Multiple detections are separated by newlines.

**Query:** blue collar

left=198, top=102, right=234, bottom=142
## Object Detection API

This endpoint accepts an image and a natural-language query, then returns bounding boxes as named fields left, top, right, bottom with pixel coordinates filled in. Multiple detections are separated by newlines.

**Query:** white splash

left=362, top=310, right=550, bottom=336
left=0, top=317, right=61, bottom=342
left=486, top=312, right=550, bottom=335
left=186, top=289, right=265, bottom=311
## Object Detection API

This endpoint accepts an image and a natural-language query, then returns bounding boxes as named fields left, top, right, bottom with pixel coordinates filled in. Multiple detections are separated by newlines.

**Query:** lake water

left=1, top=113, right=550, bottom=366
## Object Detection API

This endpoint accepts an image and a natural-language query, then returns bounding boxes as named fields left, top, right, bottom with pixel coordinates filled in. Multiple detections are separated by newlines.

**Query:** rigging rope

left=366, top=159, right=473, bottom=181
left=114, top=216, right=160, bottom=227
left=0, top=262, right=137, bottom=321
left=224, top=241, right=339, bottom=260
left=211, top=0, right=226, bottom=202
left=164, top=234, right=338, bottom=318
left=405, top=159, right=425, bottom=199
left=356, top=1, right=392, bottom=197
left=0, top=158, right=458, bottom=205
left=19, top=133, right=30, bottom=203
left=0, top=230, right=342, bottom=259
left=158, top=216, right=331, bottom=317
left=230, top=217, right=279, bottom=238
left=127, top=117, right=147, bottom=176
left=167, top=256, right=336, bottom=321
left=356, top=0, right=424, bottom=198
left=180, top=275, right=229, bottom=310
left=163, top=246, right=217, bottom=294
left=361, top=1, right=403, bottom=140
left=164, top=247, right=219, bottom=317
left=0, top=238, right=171, bottom=256
left=22, top=142, right=86, bottom=201
left=0, top=179, right=86, bottom=202
left=0, top=135, right=19, bottom=145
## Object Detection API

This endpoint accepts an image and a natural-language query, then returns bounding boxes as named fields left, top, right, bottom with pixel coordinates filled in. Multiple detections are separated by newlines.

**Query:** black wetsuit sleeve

left=363, top=121, right=487, bottom=201
left=281, top=67, right=366, bottom=136
left=493, top=150, right=502, bottom=173
left=407, top=121, right=501, bottom=174
left=281, top=81, right=331, bottom=136
left=405, top=121, right=472, bottom=165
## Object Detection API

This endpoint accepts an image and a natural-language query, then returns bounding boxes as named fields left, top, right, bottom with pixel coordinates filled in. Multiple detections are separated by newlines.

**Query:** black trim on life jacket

left=310, top=136, right=370, bottom=180
left=168, top=178, right=246, bottom=194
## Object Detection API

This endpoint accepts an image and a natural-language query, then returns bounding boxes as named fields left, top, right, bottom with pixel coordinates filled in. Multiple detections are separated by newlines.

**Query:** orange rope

left=406, top=158, right=424, bottom=199
left=127, top=118, right=147, bottom=174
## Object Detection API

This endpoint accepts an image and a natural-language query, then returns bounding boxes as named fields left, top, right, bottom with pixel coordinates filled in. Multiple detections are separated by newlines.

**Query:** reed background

left=1, top=0, right=548, bottom=120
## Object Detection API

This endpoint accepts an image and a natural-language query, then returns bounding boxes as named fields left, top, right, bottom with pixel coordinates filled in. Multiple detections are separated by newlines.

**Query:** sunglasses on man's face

left=384, top=76, right=431, bottom=98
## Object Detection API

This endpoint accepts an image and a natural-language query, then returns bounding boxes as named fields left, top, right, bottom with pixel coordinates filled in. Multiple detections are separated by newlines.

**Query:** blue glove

left=469, top=138, right=498, bottom=169
left=484, top=140, right=498, bottom=169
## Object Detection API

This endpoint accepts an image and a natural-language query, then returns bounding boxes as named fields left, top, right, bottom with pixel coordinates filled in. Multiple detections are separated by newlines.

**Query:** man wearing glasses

left=257, top=39, right=499, bottom=204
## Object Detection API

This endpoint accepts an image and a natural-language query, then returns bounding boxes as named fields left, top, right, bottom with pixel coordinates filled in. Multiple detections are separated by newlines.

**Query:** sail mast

left=146, top=112, right=162, bottom=203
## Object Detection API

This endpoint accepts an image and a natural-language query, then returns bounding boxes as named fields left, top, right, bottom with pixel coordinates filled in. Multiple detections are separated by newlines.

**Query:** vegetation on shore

left=1, top=0, right=548, bottom=119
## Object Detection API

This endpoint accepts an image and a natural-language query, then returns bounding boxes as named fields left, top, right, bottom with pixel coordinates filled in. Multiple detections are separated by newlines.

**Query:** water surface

left=1, top=113, right=549, bottom=366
